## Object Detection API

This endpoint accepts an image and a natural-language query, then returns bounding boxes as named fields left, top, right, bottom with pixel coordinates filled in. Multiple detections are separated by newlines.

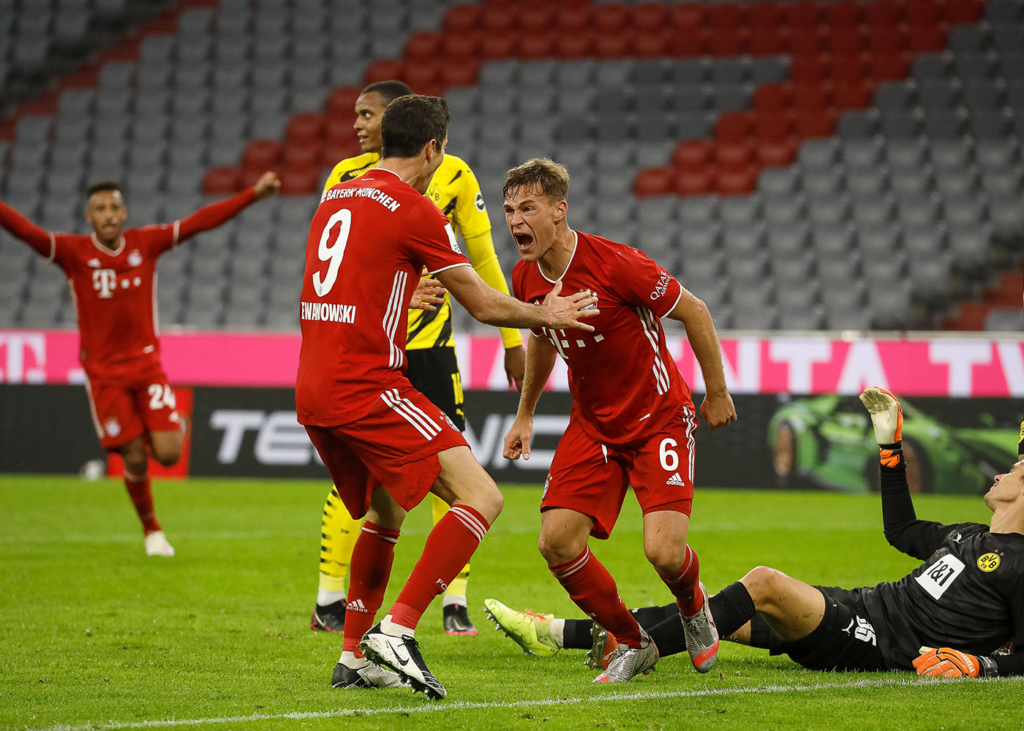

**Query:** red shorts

left=305, top=383, right=468, bottom=520
left=84, top=370, right=182, bottom=450
left=542, top=406, right=699, bottom=540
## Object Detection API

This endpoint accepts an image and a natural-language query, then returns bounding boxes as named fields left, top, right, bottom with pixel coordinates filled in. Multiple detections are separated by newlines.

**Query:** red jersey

left=0, top=189, right=259, bottom=382
left=512, top=231, right=693, bottom=446
left=295, top=168, right=471, bottom=427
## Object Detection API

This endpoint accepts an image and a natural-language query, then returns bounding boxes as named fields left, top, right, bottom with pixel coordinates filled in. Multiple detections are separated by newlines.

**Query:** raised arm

left=177, top=172, right=280, bottom=242
left=665, top=286, right=736, bottom=430
left=435, top=264, right=598, bottom=332
left=861, top=387, right=961, bottom=560
left=0, top=200, right=55, bottom=259
left=503, top=333, right=558, bottom=461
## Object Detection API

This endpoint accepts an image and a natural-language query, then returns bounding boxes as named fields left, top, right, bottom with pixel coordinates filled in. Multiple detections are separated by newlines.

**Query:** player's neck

left=537, top=226, right=576, bottom=281
left=989, top=505, right=1024, bottom=535
left=92, top=231, right=121, bottom=250
left=376, top=157, right=432, bottom=195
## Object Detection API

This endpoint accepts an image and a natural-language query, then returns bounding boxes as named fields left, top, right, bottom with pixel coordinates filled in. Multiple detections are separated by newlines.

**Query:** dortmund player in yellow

left=310, top=80, right=526, bottom=638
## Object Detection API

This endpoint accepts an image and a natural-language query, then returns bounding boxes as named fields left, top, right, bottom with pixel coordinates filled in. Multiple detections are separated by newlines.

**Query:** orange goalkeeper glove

left=914, top=647, right=997, bottom=678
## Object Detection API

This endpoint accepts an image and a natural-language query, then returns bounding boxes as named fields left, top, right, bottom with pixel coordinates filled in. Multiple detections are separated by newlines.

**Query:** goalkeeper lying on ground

left=486, top=388, right=1024, bottom=679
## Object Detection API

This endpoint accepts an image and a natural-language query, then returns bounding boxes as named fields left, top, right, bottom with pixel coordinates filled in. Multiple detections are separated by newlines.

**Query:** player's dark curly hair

left=380, top=95, right=450, bottom=160
left=361, top=80, right=413, bottom=106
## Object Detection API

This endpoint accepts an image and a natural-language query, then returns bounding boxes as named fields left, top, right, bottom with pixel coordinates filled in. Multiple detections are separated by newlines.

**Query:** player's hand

left=859, top=386, right=904, bottom=445
left=410, top=278, right=446, bottom=311
left=254, top=171, right=281, bottom=198
left=504, top=345, right=526, bottom=390
left=700, top=390, right=736, bottom=431
left=913, top=647, right=980, bottom=678
left=540, top=281, right=599, bottom=332
left=503, top=415, right=533, bottom=461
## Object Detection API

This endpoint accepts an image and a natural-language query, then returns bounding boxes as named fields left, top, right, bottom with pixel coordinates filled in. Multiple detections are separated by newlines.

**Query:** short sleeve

left=613, top=246, right=682, bottom=318
left=452, top=165, right=491, bottom=240
left=405, top=200, right=471, bottom=275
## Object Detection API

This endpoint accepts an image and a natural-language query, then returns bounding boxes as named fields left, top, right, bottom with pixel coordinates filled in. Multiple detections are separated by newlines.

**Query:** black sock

left=631, top=603, right=680, bottom=630
left=562, top=619, right=593, bottom=650
left=710, top=581, right=757, bottom=639
left=648, top=612, right=688, bottom=656
left=749, top=615, right=773, bottom=649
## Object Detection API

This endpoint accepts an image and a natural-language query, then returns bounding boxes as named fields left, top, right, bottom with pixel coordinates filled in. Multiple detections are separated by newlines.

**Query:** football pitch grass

left=0, top=476, right=1019, bottom=730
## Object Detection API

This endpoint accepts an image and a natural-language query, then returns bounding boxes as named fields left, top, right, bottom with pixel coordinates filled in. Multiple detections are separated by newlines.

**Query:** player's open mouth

left=513, top=233, right=534, bottom=251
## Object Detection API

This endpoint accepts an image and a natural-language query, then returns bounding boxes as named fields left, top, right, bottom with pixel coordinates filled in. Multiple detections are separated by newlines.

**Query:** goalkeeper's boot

left=310, top=600, right=346, bottom=633
left=681, top=582, right=719, bottom=673
left=593, top=628, right=658, bottom=683
left=443, top=604, right=478, bottom=636
left=859, top=386, right=904, bottom=446
left=585, top=623, right=618, bottom=670
left=361, top=622, right=446, bottom=700
left=331, top=659, right=405, bottom=689
left=483, top=598, right=559, bottom=656
left=144, top=530, right=175, bottom=557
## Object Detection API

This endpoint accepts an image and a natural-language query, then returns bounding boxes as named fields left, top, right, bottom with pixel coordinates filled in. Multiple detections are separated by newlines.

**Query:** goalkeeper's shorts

left=768, top=586, right=888, bottom=672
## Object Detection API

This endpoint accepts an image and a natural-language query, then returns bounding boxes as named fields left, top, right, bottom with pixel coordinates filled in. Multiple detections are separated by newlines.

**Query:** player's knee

left=537, top=530, right=583, bottom=567
left=741, top=566, right=785, bottom=606
left=119, top=440, right=148, bottom=475
left=645, top=543, right=687, bottom=576
left=152, top=444, right=181, bottom=467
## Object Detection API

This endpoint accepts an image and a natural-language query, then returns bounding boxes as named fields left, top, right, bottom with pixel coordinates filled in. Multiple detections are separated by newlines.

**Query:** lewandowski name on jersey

left=295, top=170, right=470, bottom=428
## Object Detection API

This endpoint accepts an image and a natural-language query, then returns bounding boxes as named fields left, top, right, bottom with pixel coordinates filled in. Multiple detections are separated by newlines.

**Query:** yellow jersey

left=323, top=152, right=521, bottom=351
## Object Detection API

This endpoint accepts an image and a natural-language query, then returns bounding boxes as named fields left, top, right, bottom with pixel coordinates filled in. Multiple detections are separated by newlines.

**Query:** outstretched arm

left=177, top=172, right=280, bottom=243
left=665, top=287, right=736, bottom=430
left=0, top=200, right=55, bottom=259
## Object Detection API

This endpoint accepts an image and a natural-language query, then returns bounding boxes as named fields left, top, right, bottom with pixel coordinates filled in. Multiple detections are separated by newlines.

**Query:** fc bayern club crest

left=440, top=412, right=459, bottom=431
left=127, top=249, right=143, bottom=268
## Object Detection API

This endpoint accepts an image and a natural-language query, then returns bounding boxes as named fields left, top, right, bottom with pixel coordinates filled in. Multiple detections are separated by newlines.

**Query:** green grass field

left=0, top=475, right=1020, bottom=731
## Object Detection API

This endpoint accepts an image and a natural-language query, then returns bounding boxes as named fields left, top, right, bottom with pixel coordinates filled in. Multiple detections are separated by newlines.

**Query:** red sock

left=343, top=521, right=401, bottom=656
left=550, top=547, right=642, bottom=649
left=660, top=544, right=703, bottom=616
left=389, top=505, right=489, bottom=630
left=124, top=471, right=161, bottom=534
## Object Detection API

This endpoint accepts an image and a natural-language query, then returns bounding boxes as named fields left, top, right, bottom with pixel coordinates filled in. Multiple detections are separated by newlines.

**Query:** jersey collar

left=91, top=233, right=125, bottom=257
left=370, top=167, right=402, bottom=182
left=539, top=230, right=578, bottom=284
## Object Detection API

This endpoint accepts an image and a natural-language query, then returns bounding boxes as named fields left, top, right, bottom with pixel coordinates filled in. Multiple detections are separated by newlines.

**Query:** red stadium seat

left=794, top=82, right=833, bottom=109
left=795, top=108, right=837, bottom=137
left=675, top=168, right=715, bottom=196
left=833, top=80, right=873, bottom=109
left=830, top=27, right=866, bottom=55
left=633, top=31, right=670, bottom=59
left=321, top=138, right=361, bottom=168
left=908, top=26, right=947, bottom=53
left=594, top=32, right=632, bottom=58
left=716, top=166, right=758, bottom=196
left=365, top=60, right=405, bottom=84
left=242, top=140, right=282, bottom=170
left=716, top=112, right=755, bottom=142
left=593, top=4, right=632, bottom=32
left=790, top=56, right=829, bottom=83
left=789, top=27, right=826, bottom=56
left=753, top=84, right=794, bottom=112
left=755, top=110, right=795, bottom=141
left=749, top=2, right=784, bottom=29
left=669, top=4, right=705, bottom=32
left=672, top=139, right=714, bottom=170
left=831, top=54, right=870, bottom=83
left=240, top=168, right=267, bottom=189
left=482, top=5, right=517, bottom=31
left=520, top=5, right=554, bottom=32
left=945, top=0, right=984, bottom=24
left=405, top=61, right=441, bottom=92
left=480, top=32, right=517, bottom=60
left=405, top=32, right=443, bottom=63
left=444, top=4, right=481, bottom=33
left=668, top=27, right=705, bottom=57
left=709, top=28, right=749, bottom=57
left=633, top=167, right=675, bottom=197
left=709, top=3, right=749, bottom=29
left=326, top=116, right=354, bottom=143
left=283, top=143, right=321, bottom=169
left=864, top=0, right=903, bottom=28
left=715, top=139, right=755, bottom=169
left=556, top=32, right=594, bottom=59
left=440, top=60, right=480, bottom=88
left=826, top=1, right=863, bottom=28
left=871, top=53, right=909, bottom=81
left=279, top=165, right=319, bottom=196
left=287, top=114, right=326, bottom=144
left=634, top=4, right=669, bottom=32
left=755, top=138, right=798, bottom=166
left=906, top=0, right=940, bottom=26
left=326, top=87, right=360, bottom=117
left=783, top=1, right=823, bottom=28
left=443, top=33, right=480, bottom=61
left=555, top=5, right=591, bottom=31
left=750, top=27, right=789, bottom=55
left=519, top=32, right=555, bottom=60
left=869, top=26, right=908, bottom=55
left=203, top=166, right=242, bottom=195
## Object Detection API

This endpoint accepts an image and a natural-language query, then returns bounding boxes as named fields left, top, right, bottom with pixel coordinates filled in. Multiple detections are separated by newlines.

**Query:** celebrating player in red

left=502, top=159, right=737, bottom=683
left=296, top=97, right=598, bottom=700
left=0, top=172, right=280, bottom=557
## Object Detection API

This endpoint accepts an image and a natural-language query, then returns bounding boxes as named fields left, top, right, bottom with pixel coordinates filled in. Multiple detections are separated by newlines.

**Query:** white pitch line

left=24, top=676, right=1021, bottom=731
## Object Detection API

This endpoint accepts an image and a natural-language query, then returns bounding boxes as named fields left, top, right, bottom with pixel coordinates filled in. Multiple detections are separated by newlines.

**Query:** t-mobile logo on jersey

left=92, top=269, right=117, bottom=298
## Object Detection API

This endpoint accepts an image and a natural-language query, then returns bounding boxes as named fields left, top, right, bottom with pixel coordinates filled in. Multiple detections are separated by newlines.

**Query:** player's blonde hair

left=503, top=158, right=570, bottom=204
